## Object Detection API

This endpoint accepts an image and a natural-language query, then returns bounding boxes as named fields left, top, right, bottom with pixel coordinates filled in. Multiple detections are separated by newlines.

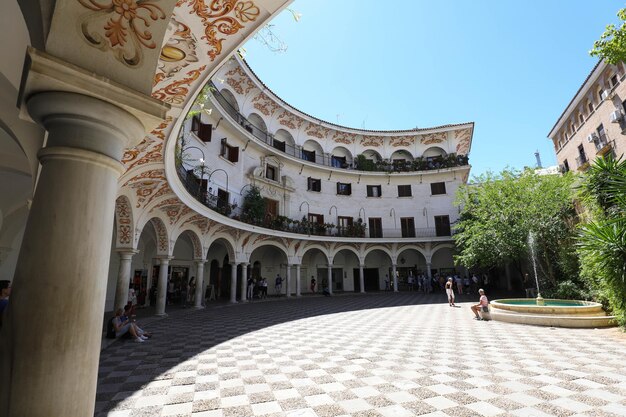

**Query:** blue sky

left=242, top=1, right=625, bottom=178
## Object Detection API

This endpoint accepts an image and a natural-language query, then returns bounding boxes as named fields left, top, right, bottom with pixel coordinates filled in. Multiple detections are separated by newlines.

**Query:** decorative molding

left=225, top=65, right=256, bottom=95
left=332, top=131, right=357, bottom=145
left=455, top=128, right=472, bottom=154
left=390, top=136, right=415, bottom=147
left=251, top=92, right=280, bottom=116
left=152, top=65, right=207, bottom=104
left=276, top=110, right=303, bottom=130
left=78, top=0, right=167, bottom=67
left=188, top=0, right=261, bottom=62
left=360, top=136, right=384, bottom=147
left=115, top=196, right=133, bottom=245
left=304, top=122, right=329, bottom=140
left=157, top=17, right=199, bottom=81
left=420, top=132, right=447, bottom=145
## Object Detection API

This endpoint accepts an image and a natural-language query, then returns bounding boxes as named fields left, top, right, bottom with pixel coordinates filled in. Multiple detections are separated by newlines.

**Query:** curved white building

left=0, top=1, right=473, bottom=414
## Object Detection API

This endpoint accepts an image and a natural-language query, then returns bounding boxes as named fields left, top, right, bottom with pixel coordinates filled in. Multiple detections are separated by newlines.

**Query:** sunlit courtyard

left=95, top=294, right=626, bottom=417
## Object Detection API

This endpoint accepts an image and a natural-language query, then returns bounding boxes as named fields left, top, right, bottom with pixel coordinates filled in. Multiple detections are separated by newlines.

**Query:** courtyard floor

left=95, top=292, right=626, bottom=417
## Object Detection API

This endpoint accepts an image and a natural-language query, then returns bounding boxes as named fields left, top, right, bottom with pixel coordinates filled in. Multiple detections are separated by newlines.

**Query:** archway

left=330, top=146, right=353, bottom=169
left=362, top=149, right=382, bottom=162
left=301, top=247, right=330, bottom=293
left=301, top=139, right=324, bottom=164
left=396, top=248, right=428, bottom=291
left=249, top=244, right=288, bottom=296
left=431, top=246, right=457, bottom=278
left=206, top=238, right=236, bottom=300
left=273, top=128, right=295, bottom=156
left=332, top=248, right=360, bottom=292
left=390, top=149, right=414, bottom=162
left=169, top=231, right=200, bottom=306
left=219, top=88, right=240, bottom=112
left=422, top=146, right=447, bottom=158
left=363, top=249, right=393, bottom=291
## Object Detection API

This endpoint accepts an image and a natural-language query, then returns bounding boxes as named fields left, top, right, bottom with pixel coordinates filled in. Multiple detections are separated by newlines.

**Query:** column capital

left=359, top=264, right=366, bottom=268
left=157, top=256, right=173, bottom=263
left=193, top=258, right=207, bottom=265
left=115, top=248, right=139, bottom=257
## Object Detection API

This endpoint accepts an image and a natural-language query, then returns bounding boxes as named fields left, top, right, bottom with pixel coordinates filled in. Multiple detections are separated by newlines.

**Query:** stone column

left=327, top=264, right=333, bottom=295
left=194, top=260, right=206, bottom=308
left=0, top=90, right=158, bottom=417
left=392, top=263, right=398, bottom=292
left=113, top=250, right=137, bottom=312
left=295, top=264, right=301, bottom=297
left=156, top=257, right=171, bottom=316
left=240, top=263, right=248, bottom=302
left=286, top=264, right=292, bottom=298
left=230, top=262, right=237, bottom=303
left=359, top=264, right=365, bottom=293
left=426, top=262, right=432, bottom=280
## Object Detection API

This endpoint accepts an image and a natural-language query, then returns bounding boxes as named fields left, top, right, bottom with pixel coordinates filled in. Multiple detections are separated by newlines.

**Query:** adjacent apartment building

left=548, top=60, right=626, bottom=171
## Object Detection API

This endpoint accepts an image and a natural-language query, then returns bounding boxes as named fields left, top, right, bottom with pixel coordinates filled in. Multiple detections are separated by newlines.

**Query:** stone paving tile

left=95, top=292, right=626, bottom=417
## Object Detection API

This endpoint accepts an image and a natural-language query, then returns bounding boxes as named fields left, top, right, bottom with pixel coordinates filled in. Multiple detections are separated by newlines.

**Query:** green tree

left=241, top=185, right=266, bottom=225
left=590, top=8, right=626, bottom=64
left=578, top=156, right=626, bottom=325
left=454, top=169, right=578, bottom=290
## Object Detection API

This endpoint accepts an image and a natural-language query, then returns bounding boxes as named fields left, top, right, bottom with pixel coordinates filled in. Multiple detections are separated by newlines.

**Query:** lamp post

left=207, top=168, right=229, bottom=210
left=180, top=145, right=207, bottom=198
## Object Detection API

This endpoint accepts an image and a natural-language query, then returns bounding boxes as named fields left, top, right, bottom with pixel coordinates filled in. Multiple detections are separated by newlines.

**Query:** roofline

left=236, top=56, right=474, bottom=136
left=547, top=59, right=605, bottom=138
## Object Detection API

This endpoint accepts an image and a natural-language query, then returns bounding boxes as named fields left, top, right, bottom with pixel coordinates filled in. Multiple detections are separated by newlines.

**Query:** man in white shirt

left=471, top=289, right=489, bottom=320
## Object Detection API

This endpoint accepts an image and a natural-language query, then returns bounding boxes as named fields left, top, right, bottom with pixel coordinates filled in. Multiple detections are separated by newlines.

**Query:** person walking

left=445, top=277, right=455, bottom=307
left=246, top=276, right=255, bottom=301
left=275, top=274, right=283, bottom=296
left=310, top=276, right=316, bottom=293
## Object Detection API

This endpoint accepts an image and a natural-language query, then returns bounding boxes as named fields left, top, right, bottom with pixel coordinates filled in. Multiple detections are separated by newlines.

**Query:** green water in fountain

left=499, top=300, right=586, bottom=307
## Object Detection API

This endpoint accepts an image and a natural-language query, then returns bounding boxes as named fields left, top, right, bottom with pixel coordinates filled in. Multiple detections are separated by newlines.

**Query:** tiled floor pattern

left=95, top=293, right=626, bottom=417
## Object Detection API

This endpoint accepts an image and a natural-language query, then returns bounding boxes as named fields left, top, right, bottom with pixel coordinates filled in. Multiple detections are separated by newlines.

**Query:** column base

left=194, top=305, right=205, bottom=310
left=155, top=313, right=168, bottom=317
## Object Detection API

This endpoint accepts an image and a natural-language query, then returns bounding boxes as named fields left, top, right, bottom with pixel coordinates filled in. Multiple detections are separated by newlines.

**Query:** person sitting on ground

left=471, top=289, right=489, bottom=320
left=107, top=308, right=148, bottom=342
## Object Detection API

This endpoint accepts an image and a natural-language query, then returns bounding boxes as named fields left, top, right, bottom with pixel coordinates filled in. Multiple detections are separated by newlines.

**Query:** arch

left=148, top=217, right=170, bottom=256
left=247, top=112, right=267, bottom=133
left=422, top=146, right=447, bottom=158
left=330, top=146, right=353, bottom=168
left=247, top=239, right=288, bottom=260
left=299, top=244, right=330, bottom=264
left=248, top=244, right=289, bottom=294
left=206, top=235, right=236, bottom=263
left=219, top=87, right=240, bottom=112
left=390, top=149, right=414, bottom=162
left=330, top=245, right=361, bottom=263
left=430, top=245, right=457, bottom=275
left=274, top=129, right=295, bottom=148
left=363, top=245, right=393, bottom=261
left=395, top=247, right=428, bottom=273
left=173, top=229, right=204, bottom=260
left=361, top=149, right=382, bottom=162
left=114, top=195, right=135, bottom=249
left=301, top=139, right=324, bottom=162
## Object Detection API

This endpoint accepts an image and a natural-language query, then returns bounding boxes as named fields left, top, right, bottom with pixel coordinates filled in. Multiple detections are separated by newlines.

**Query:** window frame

left=336, top=182, right=352, bottom=196
left=397, top=185, right=412, bottom=197
left=430, top=182, right=447, bottom=196
left=366, top=184, right=382, bottom=197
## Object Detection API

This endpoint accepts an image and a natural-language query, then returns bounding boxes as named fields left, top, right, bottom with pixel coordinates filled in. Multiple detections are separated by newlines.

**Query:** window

left=217, top=189, right=230, bottom=210
left=273, top=139, right=285, bottom=152
left=611, top=74, right=618, bottom=87
left=308, top=213, right=324, bottom=224
left=398, top=185, right=412, bottom=197
left=578, top=114, right=584, bottom=125
left=366, top=185, right=382, bottom=197
left=598, top=88, right=604, bottom=101
left=337, top=216, right=353, bottom=236
left=191, top=115, right=212, bottom=142
left=431, top=182, right=446, bottom=195
left=369, top=218, right=383, bottom=238
left=400, top=217, right=416, bottom=238
left=264, top=198, right=279, bottom=218
left=307, top=177, right=321, bottom=192
left=265, top=165, right=277, bottom=181
left=337, top=182, right=352, bottom=196
left=220, top=138, right=239, bottom=163
left=588, top=101, right=594, bottom=114
left=301, top=149, right=316, bottom=163
left=563, top=159, right=570, bottom=172
left=331, top=155, right=347, bottom=168
left=434, top=215, right=451, bottom=236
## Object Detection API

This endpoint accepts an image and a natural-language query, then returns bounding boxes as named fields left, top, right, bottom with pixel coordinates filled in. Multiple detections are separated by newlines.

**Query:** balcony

left=594, top=134, right=612, bottom=155
left=576, top=154, right=590, bottom=171
left=209, top=82, right=469, bottom=173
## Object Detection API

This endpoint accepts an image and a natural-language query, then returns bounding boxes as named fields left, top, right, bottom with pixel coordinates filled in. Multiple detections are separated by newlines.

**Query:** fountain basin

left=489, top=298, right=616, bottom=328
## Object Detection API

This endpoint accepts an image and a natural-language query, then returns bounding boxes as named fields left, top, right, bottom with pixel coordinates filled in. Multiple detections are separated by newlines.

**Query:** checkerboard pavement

left=95, top=293, right=626, bottom=417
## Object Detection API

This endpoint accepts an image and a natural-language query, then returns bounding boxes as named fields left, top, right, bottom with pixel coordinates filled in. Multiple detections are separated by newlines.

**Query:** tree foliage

left=590, top=8, right=626, bottom=64
left=454, top=169, right=578, bottom=289
left=577, top=156, right=626, bottom=325
left=241, top=185, right=266, bottom=225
